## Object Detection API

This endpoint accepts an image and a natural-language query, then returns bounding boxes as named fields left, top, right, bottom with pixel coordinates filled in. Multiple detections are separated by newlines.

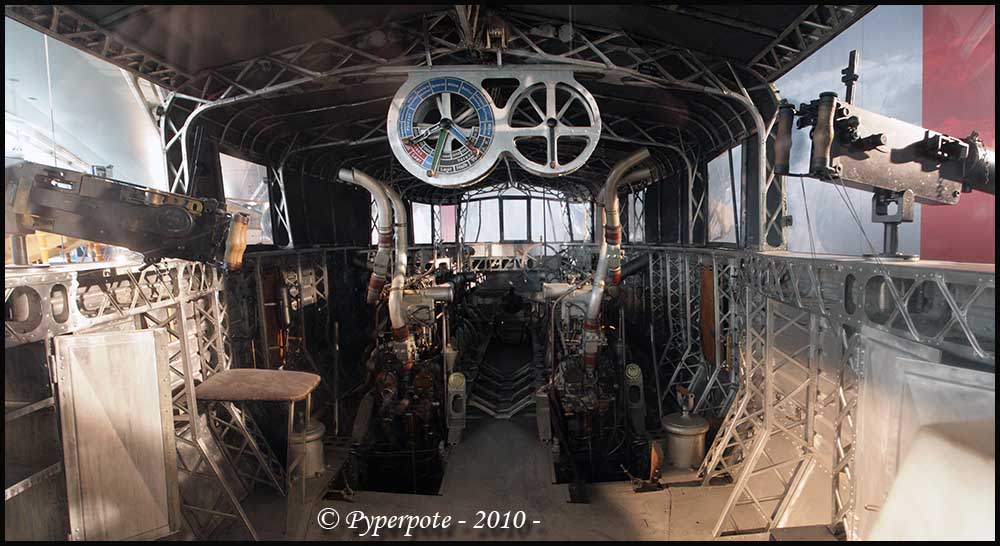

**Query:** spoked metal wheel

left=506, top=80, right=602, bottom=177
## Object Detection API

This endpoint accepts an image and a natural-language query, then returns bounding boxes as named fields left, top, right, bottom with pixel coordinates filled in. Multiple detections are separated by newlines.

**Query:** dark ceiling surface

left=69, top=5, right=437, bottom=74
left=5, top=5, right=874, bottom=202
left=66, top=5, right=828, bottom=77
left=506, top=5, right=805, bottom=65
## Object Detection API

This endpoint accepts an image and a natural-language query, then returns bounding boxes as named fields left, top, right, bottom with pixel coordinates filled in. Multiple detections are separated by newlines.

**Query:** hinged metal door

left=54, top=329, right=180, bottom=541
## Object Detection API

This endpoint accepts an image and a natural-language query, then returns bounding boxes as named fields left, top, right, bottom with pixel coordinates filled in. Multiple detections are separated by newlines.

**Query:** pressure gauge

left=388, top=76, right=497, bottom=188
left=387, top=69, right=602, bottom=188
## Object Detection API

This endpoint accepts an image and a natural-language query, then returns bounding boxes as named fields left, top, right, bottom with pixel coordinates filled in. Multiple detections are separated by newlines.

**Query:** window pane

left=5, top=19, right=168, bottom=190
left=220, top=153, right=273, bottom=245
left=502, top=199, right=528, bottom=241
left=412, top=202, right=432, bottom=244
left=463, top=199, right=500, bottom=242
left=479, top=199, right=501, bottom=242
left=708, top=145, right=742, bottom=243
left=461, top=201, right=474, bottom=241
left=629, top=190, right=646, bottom=242
left=545, top=200, right=570, bottom=242
left=568, top=202, right=591, bottom=242
left=530, top=198, right=545, bottom=241
left=439, top=204, right=456, bottom=242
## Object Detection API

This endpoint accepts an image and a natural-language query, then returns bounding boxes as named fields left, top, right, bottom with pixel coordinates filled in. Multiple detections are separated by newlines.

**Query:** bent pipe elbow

left=583, top=148, right=652, bottom=365
left=380, top=182, right=415, bottom=362
left=588, top=148, right=651, bottom=316
left=606, top=166, right=653, bottom=284
left=340, top=168, right=414, bottom=362
left=339, top=168, right=394, bottom=304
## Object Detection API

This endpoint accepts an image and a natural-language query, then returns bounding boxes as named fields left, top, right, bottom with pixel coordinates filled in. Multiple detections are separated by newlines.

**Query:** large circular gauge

left=389, top=76, right=496, bottom=187
left=387, top=69, right=603, bottom=188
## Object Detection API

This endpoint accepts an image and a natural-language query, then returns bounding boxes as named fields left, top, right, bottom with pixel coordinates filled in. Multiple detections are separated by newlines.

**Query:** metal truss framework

left=224, top=249, right=341, bottom=430
left=4, top=5, right=872, bottom=102
left=168, top=10, right=762, bottom=156
left=699, top=260, right=769, bottom=486
left=2, top=4, right=807, bottom=253
left=3, top=9, right=946, bottom=539
left=4, top=5, right=195, bottom=91
left=4, top=261, right=285, bottom=540
left=689, top=170, right=709, bottom=246
left=355, top=241, right=990, bottom=536
left=615, top=241, right=994, bottom=537
left=4, top=4, right=796, bottom=250
left=266, top=166, right=296, bottom=249
left=6, top=234, right=991, bottom=540
left=227, top=249, right=333, bottom=374
left=748, top=5, right=875, bottom=80
left=647, top=250, right=668, bottom=355
left=159, top=264, right=262, bottom=540
left=693, top=249, right=994, bottom=537
left=626, top=246, right=739, bottom=420
left=831, top=330, right=862, bottom=539
left=625, top=189, right=647, bottom=244
left=758, top=137, right=787, bottom=250
left=709, top=301, right=833, bottom=535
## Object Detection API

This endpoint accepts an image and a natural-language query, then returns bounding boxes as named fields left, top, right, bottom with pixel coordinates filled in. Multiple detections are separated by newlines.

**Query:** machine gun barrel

left=774, top=96, right=995, bottom=203
left=5, top=160, right=247, bottom=268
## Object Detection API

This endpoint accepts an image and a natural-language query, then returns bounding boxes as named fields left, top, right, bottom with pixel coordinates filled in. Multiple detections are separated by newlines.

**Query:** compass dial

left=393, top=77, right=496, bottom=186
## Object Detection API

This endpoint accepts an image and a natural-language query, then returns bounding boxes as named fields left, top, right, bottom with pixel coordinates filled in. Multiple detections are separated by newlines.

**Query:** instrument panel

left=387, top=67, right=602, bottom=188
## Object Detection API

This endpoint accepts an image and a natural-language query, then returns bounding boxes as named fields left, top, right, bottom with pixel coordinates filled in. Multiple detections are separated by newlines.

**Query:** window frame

left=498, top=196, right=531, bottom=243
left=567, top=201, right=594, bottom=243
left=706, top=143, right=744, bottom=248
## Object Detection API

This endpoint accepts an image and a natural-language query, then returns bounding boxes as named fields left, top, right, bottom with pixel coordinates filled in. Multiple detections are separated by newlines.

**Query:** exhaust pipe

left=339, top=168, right=393, bottom=305
left=604, top=165, right=652, bottom=284
left=582, top=148, right=651, bottom=373
left=380, top=181, right=417, bottom=366
left=339, top=168, right=416, bottom=365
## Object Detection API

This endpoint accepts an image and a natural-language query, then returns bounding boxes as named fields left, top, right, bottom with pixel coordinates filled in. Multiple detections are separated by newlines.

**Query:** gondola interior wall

left=4, top=4, right=996, bottom=542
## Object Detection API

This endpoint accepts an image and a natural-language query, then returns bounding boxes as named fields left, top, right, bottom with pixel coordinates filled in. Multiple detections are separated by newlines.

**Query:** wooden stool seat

left=196, top=369, right=321, bottom=402
left=196, top=368, right=321, bottom=531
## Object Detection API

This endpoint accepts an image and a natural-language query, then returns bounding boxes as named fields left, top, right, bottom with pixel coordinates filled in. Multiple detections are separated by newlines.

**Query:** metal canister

left=290, top=418, right=327, bottom=477
left=661, top=411, right=710, bottom=469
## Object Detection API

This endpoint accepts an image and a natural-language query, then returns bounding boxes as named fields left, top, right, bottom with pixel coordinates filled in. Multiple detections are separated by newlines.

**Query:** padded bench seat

left=195, top=368, right=321, bottom=402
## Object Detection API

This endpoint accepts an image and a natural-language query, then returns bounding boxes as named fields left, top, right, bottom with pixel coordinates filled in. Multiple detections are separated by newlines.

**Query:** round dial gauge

left=391, top=76, right=496, bottom=187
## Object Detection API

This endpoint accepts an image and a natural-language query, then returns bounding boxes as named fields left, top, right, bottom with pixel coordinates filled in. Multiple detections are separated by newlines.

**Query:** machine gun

left=773, top=50, right=995, bottom=260
left=5, top=160, right=248, bottom=269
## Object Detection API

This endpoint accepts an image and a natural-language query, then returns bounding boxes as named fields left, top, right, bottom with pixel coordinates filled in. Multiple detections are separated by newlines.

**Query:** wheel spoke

left=507, top=126, right=549, bottom=138
left=454, top=107, right=476, bottom=126
left=548, top=124, right=558, bottom=167
left=444, top=133, right=456, bottom=155
left=447, top=125, right=482, bottom=157
left=438, top=92, right=452, bottom=119
left=555, top=126, right=596, bottom=138
left=545, top=82, right=557, bottom=119
left=556, top=96, right=579, bottom=122
left=525, top=94, right=545, bottom=121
